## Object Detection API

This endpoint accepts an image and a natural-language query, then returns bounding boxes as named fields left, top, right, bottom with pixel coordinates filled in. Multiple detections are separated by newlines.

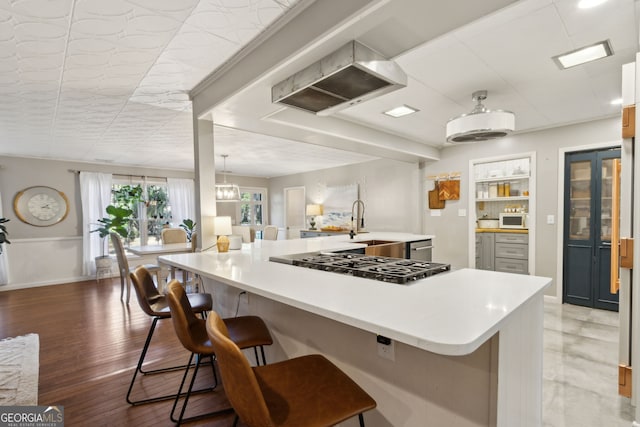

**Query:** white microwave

left=499, top=213, right=528, bottom=229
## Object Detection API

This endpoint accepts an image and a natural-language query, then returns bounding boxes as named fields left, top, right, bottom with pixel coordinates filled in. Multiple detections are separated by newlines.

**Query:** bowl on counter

left=477, top=218, right=499, bottom=229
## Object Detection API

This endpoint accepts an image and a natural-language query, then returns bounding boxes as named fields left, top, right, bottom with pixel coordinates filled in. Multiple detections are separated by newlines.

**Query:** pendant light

left=215, top=154, right=241, bottom=202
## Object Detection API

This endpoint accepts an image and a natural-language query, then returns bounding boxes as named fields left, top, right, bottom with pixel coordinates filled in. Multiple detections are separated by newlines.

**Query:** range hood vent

left=272, top=41, right=407, bottom=116
left=446, top=90, right=515, bottom=143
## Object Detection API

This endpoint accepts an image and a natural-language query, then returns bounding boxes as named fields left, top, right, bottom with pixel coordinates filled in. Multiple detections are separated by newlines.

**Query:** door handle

left=412, top=246, right=433, bottom=251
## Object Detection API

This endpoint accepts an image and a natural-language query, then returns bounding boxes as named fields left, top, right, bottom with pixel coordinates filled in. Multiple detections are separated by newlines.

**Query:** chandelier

left=215, top=154, right=241, bottom=202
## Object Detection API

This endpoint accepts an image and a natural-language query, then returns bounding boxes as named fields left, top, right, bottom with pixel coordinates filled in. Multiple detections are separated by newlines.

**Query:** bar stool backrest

left=130, top=266, right=164, bottom=317
left=206, top=312, right=273, bottom=426
left=166, top=280, right=206, bottom=354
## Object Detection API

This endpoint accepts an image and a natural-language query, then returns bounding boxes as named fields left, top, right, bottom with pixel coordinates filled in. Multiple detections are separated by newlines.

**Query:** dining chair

left=110, top=232, right=160, bottom=303
left=166, top=280, right=273, bottom=425
left=126, top=266, right=213, bottom=405
left=262, top=225, right=278, bottom=240
left=206, top=311, right=376, bottom=427
left=161, top=227, right=188, bottom=244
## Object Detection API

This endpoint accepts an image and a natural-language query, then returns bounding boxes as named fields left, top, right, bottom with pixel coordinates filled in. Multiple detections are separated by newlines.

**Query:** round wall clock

left=14, top=186, right=70, bottom=227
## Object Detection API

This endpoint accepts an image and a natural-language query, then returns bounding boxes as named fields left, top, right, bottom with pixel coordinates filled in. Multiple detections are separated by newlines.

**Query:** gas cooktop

left=269, top=252, right=450, bottom=284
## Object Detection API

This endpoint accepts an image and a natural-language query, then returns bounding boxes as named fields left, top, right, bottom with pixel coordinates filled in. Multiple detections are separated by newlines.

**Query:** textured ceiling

left=0, top=0, right=374, bottom=177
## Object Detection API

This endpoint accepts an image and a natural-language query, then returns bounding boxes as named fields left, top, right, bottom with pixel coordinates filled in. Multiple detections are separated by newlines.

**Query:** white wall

left=423, top=117, right=620, bottom=297
left=0, top=156, right=193, bottom=289
left=268, top=158, right=421, bottom=234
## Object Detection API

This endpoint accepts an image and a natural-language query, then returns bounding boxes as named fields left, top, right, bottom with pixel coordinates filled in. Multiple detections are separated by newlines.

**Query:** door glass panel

left=254, top=204, right=263, bottom=225
left=600, top=158, right=614, bottom=241
left=569, top=160, right=591, bottom=240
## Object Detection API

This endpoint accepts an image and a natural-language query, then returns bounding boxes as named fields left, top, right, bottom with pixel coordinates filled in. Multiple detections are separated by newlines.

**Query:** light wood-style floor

left=0, top=278, right=240, bottom=426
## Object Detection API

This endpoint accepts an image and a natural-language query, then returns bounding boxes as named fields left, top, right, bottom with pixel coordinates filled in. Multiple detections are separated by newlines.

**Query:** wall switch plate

left=377, top=337, right=395, bottom=361
left=430, top=210, right=442, bottom=217
left=547, top=215, right=555, bottom=225
left=458, top=209, right=466, bottom=217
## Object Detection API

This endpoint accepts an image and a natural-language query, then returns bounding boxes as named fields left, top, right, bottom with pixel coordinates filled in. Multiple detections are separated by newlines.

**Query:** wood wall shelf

left=475, top=174, right=529, bottom=183
left=476, top=196, right=529, bottom=202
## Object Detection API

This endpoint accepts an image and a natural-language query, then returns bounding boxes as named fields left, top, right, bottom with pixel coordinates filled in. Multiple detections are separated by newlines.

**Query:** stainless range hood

left=272, top=41, right=407, bottom=116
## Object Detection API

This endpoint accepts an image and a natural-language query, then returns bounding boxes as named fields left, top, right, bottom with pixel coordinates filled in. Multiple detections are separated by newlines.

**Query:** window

left=236, top=187, right=267, bottom=234
left=111, top=177, right=170, bottom=246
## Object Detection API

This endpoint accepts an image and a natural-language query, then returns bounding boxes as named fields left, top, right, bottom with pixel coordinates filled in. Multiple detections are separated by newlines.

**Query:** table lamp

left=213, top=216, right=233, bottom=252
left=306, top=204, right=323, bottom=230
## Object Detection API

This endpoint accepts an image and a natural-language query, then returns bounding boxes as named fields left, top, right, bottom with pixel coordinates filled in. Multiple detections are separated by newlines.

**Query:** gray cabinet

left=300, top=230, right=349, bottom=238
left=476, top=233, right=495, bottom=271
left=476, top=232, right=528, bottom=275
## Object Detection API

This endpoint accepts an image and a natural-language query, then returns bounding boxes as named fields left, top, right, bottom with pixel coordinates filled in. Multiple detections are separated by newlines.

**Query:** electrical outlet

left=376, top=336, right=395, bottom=361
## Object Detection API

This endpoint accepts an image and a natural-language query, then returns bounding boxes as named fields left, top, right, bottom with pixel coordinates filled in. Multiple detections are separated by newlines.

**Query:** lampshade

left=213, top=216, right=233, bottom=236
left=306, top=204, right=323, bottom=216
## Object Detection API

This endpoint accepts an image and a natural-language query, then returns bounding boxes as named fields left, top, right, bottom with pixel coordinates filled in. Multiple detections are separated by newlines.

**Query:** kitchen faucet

left=350, top=199, right=365, bottom=238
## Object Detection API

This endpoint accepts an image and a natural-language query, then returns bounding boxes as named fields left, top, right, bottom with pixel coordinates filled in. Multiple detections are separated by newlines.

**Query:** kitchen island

left=160, top=232, right=550, bottom=427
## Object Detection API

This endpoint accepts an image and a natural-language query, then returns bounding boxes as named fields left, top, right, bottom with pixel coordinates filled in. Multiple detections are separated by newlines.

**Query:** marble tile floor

left=543, top=301, right=635, bottom=426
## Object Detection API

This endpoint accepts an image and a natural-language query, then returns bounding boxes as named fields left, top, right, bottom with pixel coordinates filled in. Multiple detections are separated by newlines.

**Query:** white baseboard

left=0, top=275, right=101, bottom=292
left=544, top=294, right=560, bottom=304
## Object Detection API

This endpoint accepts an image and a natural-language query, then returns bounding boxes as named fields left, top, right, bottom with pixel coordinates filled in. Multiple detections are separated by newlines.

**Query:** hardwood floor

left=0, top=278, right=240, bottom=426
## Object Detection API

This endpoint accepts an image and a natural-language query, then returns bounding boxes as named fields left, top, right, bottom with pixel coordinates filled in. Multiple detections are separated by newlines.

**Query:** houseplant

left=91, top=205, right=133, bottom=267
left=0, top=217, right=9, bottom=254
left=179, top=219, right=196, bottom=242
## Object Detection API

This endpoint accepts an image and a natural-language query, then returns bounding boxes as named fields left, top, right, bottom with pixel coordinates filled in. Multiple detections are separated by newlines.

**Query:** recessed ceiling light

left=552, top=40, right=613, bottom=69
left=383, top=105, right=419, bottom=118
left=578, top=0, right=607, bottom=9
left=610, top=98, right=623, bottom=105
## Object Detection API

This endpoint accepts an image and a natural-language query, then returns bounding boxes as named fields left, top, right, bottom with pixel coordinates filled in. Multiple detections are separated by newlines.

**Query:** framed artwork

left=322, top=184, right=358, bottom=229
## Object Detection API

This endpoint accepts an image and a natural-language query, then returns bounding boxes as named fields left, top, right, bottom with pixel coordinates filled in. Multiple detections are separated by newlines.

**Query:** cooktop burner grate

left=272, top=252, right=450, bottom=284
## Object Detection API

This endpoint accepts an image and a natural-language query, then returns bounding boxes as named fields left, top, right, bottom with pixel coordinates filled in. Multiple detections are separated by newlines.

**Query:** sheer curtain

left=80, top=172, right=112, bottom=276
left=0, top=193, right=8, bottom=285
left=167, top=178, right=195, bottom=227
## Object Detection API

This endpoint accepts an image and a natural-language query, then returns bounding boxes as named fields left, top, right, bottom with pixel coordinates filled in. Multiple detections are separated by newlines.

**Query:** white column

left=193, top=116, right=217, bottom=251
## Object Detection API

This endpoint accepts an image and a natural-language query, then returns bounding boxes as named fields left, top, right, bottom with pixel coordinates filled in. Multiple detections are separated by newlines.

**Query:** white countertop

left=160, top=232, right=550, bottom=356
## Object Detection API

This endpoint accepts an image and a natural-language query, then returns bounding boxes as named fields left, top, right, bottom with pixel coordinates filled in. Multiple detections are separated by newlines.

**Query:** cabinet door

left=563, top=148, right=620, bottom=311
left=476, top=233, right=495, bottom=271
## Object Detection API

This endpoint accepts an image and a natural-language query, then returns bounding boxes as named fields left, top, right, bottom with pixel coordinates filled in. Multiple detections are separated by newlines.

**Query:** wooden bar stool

left=206, top=311, right=377, bottom=427
left=166, top=280, right=273, bottom=425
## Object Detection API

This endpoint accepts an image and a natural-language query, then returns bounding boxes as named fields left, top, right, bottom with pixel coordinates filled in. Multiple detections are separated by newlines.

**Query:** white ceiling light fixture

left=578, top=0, right=608, bottom=9
left=610, top=98, right=623, bottom=105
left=552, top=40, right=613, bottom=69
left=383, top=105, right=419, bottom=118
left=215, top=154, right=241, bottom=202
left=446, top=90, right=515, bottom=144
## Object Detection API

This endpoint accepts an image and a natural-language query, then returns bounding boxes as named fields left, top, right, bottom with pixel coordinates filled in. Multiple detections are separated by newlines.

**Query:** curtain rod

left=68, top=169, right=167, bottom=180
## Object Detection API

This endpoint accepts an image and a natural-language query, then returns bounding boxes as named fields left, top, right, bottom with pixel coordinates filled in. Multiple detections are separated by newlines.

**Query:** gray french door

left=563, top=148, right=620, bottom=311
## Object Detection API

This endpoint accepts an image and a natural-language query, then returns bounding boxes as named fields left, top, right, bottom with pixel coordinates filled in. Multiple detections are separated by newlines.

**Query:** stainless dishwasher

left=407, top=239, right=433, bottom=261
